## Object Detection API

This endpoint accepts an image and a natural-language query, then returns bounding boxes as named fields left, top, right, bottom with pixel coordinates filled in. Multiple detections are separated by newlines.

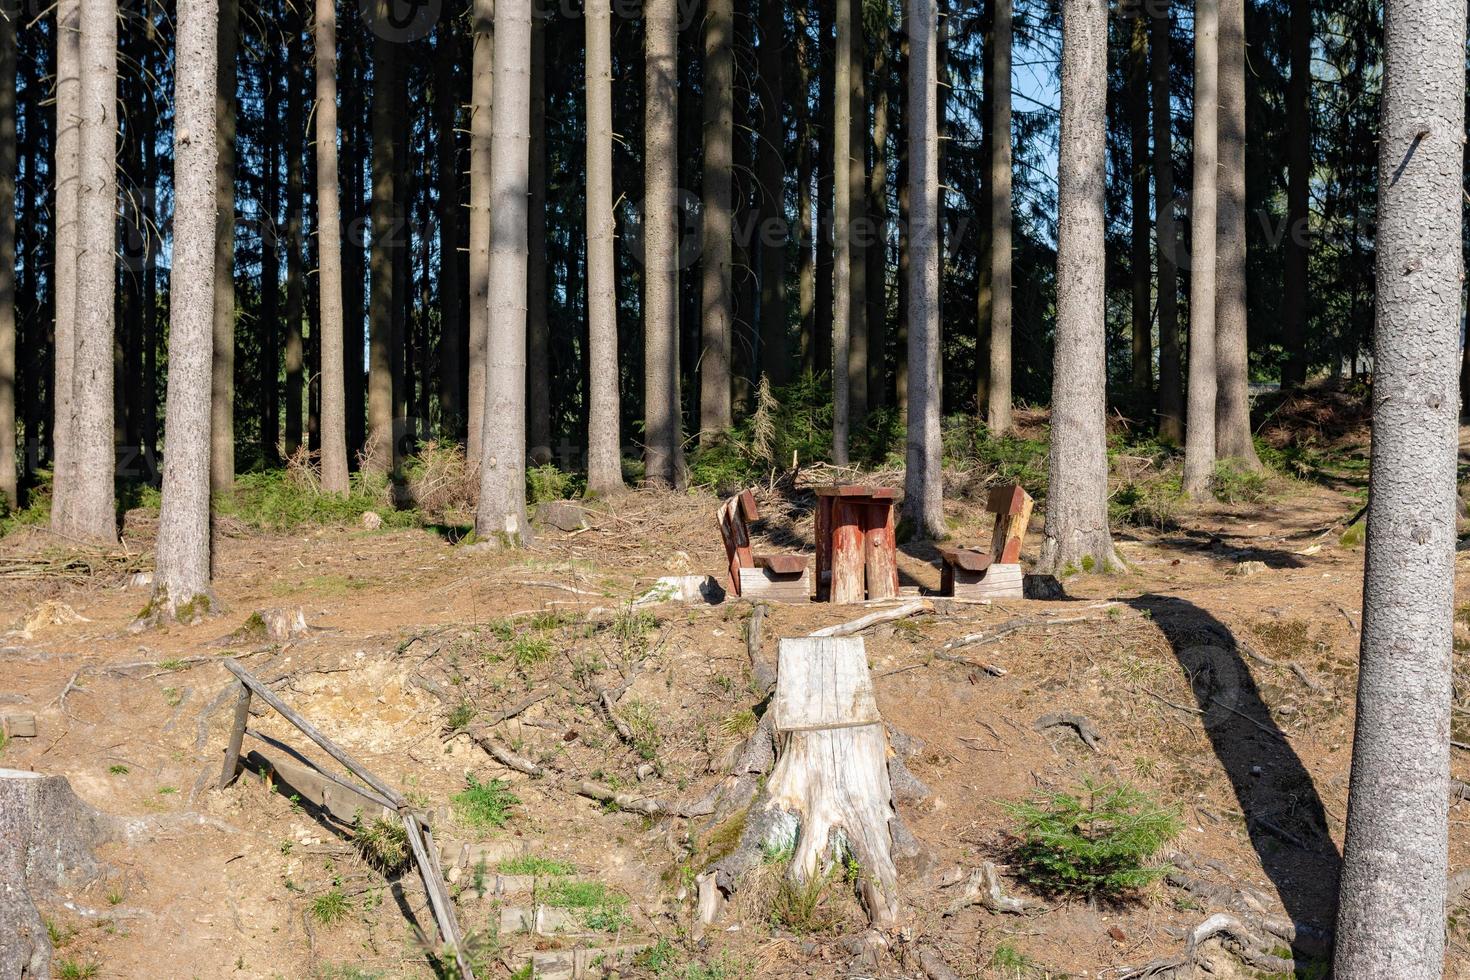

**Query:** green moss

left=1080, top=554, right=1096, bottom=574
left=1339, top=522, right=1366, bottom=548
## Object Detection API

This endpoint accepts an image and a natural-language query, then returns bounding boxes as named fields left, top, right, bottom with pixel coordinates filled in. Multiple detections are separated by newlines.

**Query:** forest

left=0, top=0, right=1467, bottom=975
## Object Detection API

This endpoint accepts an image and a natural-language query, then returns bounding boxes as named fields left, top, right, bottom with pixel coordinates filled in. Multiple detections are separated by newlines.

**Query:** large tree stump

left=762, top=637, right=901, bottom=926
left=0, top=770, right=112, bottom=979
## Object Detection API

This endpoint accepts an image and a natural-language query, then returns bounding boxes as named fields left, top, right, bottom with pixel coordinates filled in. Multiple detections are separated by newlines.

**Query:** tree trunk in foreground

left=285, top=18, right=305, bottom=456
left=526, top=16, right=551, bottom=464
left=1039, top=0, right=1116, bottom=576
left=365, top=3, right=396, bottom=474
left=467, top=0, right=492, bottom=462
left=50, top=0, right=80, bottom=530
left=1333, top=0, right=1464, bottom=972
left=699, top=0, right=734, bottom=442
left=584, top=0, right=623, bottom=496
left=433, top=25, right=463, bottom=439
left=1182, top=0, right=1218, bottom=497
left=211, top=0, right=237, bottom=493
left=316, top=0, right=348, bottom=494
left=475, top=0, right=532, bottom=544
left=643, top=0, right=681, bottom=487
left=1280, top=0, right=1310, bottom=389
left=66, top=0, right=118, bottom=543
left=1213, top=0, right=1259, bottom=468
left=1151, top=1, right=1183, bottom=443
left=831, top=0, right=853, bottom=465
left=1126, top=8, right=1151, bottom=402
left=154, top=0, right=218, bottom=616
left=902, top=0, right=942, bottom=540
left=757, top=0, right=789, bottom=387
left=0, top=0, right=16, bottom=509
left=987, top=0, right=1013, bottom=435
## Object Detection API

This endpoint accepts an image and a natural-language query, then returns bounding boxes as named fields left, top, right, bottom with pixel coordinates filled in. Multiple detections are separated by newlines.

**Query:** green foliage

left=1111, top=474, right=1185, bottom=529
left=1339, top=521, right=1366, bottom=548
left=509, top=633, right=553, bottom=668
left=55, top=960, right=99, bottom=980
left=1211, top=461, right=1269, bottom=504
left=0, top=478, right=52, bottom=537
left=317, top=965, right=386, bottom=980
left=498, top=855, right=576, bottom=877
left=527, top=464, right=580, bottom=504
left=1003, top=780, right=1181, bottom=898
left=311, top=889, right=352, bottom=925
left=942, top=419, right=1051, bottom=492
left=540, top=878, right=631, bottom=932
left=639, top=940, right=753, bottom=980
left=769, top=868, right=841, bottom=935
left=446, top=702, right=476, bottom=731
left=990, top=942, right=1037, bottom=976
left=353, top=816, right=409, bottom=873
left=452, top=774, right=519, bottom=830
left=214, top=469, right=417, bottom=531
left=621, top=698, right=661, bottom=760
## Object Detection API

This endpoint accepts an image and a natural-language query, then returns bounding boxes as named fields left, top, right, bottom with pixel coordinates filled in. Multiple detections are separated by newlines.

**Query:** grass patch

left=540, top=878, right=631, bottom=932
left=1339, top=521, right=1366, bottom=548
left=1004, top=779, right=1181, bottom=898
left=1211, top=460, right=1269, bottom=504
left=354, top=816, right=409, bottom=873
left=499, top=855, right=576, bottom=877
left=769, top=868, right=842, bottom=935
left=452, top=774, right=519, bottom=830
left=311, top=889, right=352, bottom=925
left=55, top=960, right=99, bottom=980
left=215, top=469, right=417, bottom=531
left=638, top=939, right=753, bottom=980
left=509, top=634, right=553, bottom=668
left=621, top=698, right=661, bottom=760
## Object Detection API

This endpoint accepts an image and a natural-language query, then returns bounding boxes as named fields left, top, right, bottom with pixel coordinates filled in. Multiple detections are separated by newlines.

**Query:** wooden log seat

left=717, top=490, right=812, bottom=602
left=938, top=484, right=1034, bottom=600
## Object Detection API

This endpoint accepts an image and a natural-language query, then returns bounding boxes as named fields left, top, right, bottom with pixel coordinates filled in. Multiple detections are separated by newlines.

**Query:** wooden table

left=814, top=486, right=900, bottom=604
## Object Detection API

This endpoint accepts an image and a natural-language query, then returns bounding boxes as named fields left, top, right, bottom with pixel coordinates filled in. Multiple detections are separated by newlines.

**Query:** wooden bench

left=717, top=490, right=812, bottom=602
left=939, top=484, right=1034, bottom=599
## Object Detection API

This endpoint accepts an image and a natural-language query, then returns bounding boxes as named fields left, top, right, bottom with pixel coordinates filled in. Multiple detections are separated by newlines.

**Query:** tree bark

left=285, top=14, right=305, bottom=457
left=1335, top=1, right=1464, bottom=973
left=1126, top=8, right=1151, bottom=402
left=584, top=0, right=623, bottom=496
left=1213, top=0, right=1259, bottom=468
left=1280, top=0, right=1310, bottom=389
left=315, top=0, right=348, bottom=494
left=365, top=4, right=396, bottom=474
left=526, top=15, right=551, bottom=464
left=342, top=21, right=365, bottom=459
left=66, top=0, right=118, bottom=543
left=643, top=0, right=682, bottom=487
left=1182, top=0, right=1218, bottom=497
left=154, top=0, right=218, bottom=615
left=475, top=0, right=533, bottom=544
left=1151, top=1, right=1183, bottom=443
left=902, top=0, right=942, bottom=540
left=865, top=8, right=889, bottom=411
left=795, top=5, right=816, bottom=376
left=847, top=0, right=867, bottom=427
left=699, top=0, right=734, bottom=441
left=433, top=23, right=463, bottom=440
left=832, top=0, right=853, bottom=464
left=987, top=0, right=1013, bottom=434
left=50, top=0, right=80, bottom=530
left=210, top=0, right=237, bottom=493
left=1039, top=0, right=1117, bottom=576
left=467, top=0, right=492, bottom=462
left=756, top=0, right=789, bottom=387
left=0, top=0, right=16, bottom=509
left=894, top=24, right=909, bottom=417
left=260, top=99, right=281, bottom=467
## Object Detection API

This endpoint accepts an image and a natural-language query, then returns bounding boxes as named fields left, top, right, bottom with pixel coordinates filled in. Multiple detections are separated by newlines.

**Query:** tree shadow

left=1128, top=594, right=1340, bottom=949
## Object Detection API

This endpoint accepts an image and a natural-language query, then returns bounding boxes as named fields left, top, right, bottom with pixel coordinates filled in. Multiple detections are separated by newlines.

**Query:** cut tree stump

left=762, top=637, right=901, bottom=925
left=0, top=770, right=113, bottom=979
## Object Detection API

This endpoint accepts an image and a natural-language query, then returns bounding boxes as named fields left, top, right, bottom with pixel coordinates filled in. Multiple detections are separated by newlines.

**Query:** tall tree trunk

left=643, top=0, right=682, bottom=486
left=699, top=0, right=734, bottom=441
left=1334, top=0, right=1464, bottom=971
left=285, top=15, right=305, bottom=457
left=1280, top=0, right=1310, bottom=388
left=50, top=0, right=80, bottom=530
left=865, top=7, right=889, bottom=411
left=467, top=0, right=492, bottom=461
left=903, top=0, right=941, bottom=539
left=1152, top=0, right=1183, bottom=443
left=1182, top=0, right=1218, bottom=497
left=342, top=20, right=365, bottom=460
left=846, top=0, right=867, bottom=426
left=0, top=0, right=16, bottom=509
left=1126, top=8, right=1151, bottom=402
left=796, top=5, right=816, bottom=376
left=975, top=0, right=991, bottom=418
left=831, top=0, right=853, bottom=464
left=1039, top=0, right=1117, bottom=575
left=526, top=16, right=551, bottom=463
left=987, top=0, right=1013, bottom=433
left=1213, top=0, right=1259, bottom=468
left=260, top=94, right=280, bottom=466
left=211, top=0, right=237, bottom=493
left=67, top=0, right=118, bottom=542
left=584, top=0, right=622, bottom=495
left=815, top=0, right=833, bottom=382
left=140, top=11, right=159, bottom=462
left=153, top=0, right=218, bottom=615
left=316, top=0, right=348, bottom=494
left=433, top=24, right=463, bottom=439
left=756, top=0, right=789, bottom=387
left=476, top=0, right=532, bottom=542
left=390, top=56, right=409, bottom=456
left=894, top=25, right=909, bottom=417
left=365, top=5, right=395, bottom=473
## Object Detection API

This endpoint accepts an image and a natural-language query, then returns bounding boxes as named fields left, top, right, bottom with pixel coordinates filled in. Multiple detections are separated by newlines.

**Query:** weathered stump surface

left=0, top=770, right=112, bottom=979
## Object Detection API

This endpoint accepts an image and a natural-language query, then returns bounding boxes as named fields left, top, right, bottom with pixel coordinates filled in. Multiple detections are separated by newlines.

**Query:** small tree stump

left=0, top=770, right=112, bottom=978
left=762, top=638, right=901, bottom=926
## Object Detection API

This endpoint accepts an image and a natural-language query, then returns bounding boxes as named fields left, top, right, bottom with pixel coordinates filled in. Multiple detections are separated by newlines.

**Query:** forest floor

left=4, top=406, right=1470, bottom=979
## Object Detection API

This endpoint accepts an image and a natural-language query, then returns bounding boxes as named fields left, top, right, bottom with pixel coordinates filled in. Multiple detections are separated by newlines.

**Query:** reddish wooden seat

left=717, top=491, right=811, bottom=602
left=939, top=484, right=1034, bottom=599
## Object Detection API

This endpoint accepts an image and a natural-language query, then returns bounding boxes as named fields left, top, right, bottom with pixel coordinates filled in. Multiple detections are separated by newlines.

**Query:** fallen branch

left=810, top=599, right=933, bottom=638
left=942, top=613, right=1105, bottom=652
left=942, top=862, right=1038, bottom=915
left=1034, top=712, right=1100, bottom=751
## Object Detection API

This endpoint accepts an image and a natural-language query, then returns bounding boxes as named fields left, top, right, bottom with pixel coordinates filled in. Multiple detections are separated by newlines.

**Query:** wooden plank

left=987, top=485, right=1034, bottom=564
left=815, top=496, right=833, bottom=600
left=737, top=489, right=759, bottom=522
left=0, top=714, right=37, bottom=738
left=740, top=567, right=811, bottom=603
left=223, top=658, right=408, bottom=808
left=404, top=812, right=475, bottom=979
left=862, top=501, right=899, bottom=600
left=772, top=636, right=880, bottom=732
left=813, top=485, right=900, bottom=500
left=754, top=553, right=808, bottom=576
left=829, top=498, right=867, bottom=604
left=217, top=682, right=251, bottom=790
left=939, top=546, right=993, bottom=574
left=242, top=748, right=396, bottom=824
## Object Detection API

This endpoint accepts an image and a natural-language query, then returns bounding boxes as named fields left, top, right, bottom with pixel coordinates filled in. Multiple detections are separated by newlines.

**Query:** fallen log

left=810, top=599, right=932, bottom=638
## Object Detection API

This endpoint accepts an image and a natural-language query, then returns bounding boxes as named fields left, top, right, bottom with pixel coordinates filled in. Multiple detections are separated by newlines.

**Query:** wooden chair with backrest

left=717, top=490, right=812, bottom=602
left=937, top=484, right=1034, bottom=599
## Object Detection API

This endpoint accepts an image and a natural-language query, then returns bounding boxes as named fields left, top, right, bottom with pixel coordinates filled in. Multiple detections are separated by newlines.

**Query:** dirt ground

left=4, top=442, right=1469, bottom=978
